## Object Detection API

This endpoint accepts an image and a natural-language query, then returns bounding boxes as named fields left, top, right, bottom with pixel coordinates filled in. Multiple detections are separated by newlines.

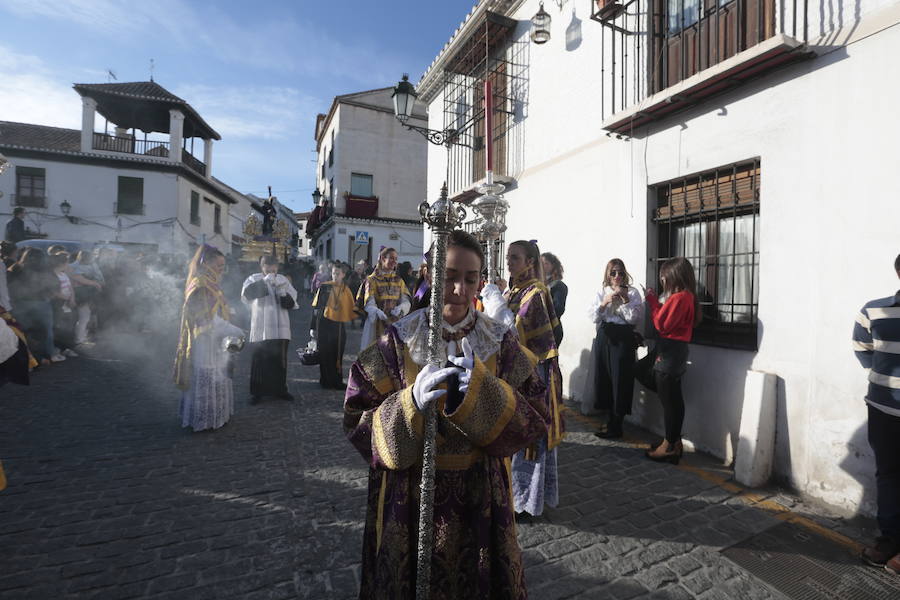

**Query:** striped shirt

left=853, top=290, right=900, bottom=416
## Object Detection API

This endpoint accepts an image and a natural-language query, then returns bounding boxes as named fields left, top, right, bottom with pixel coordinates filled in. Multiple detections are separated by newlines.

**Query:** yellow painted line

left=561, top=407, right=864, bottom=554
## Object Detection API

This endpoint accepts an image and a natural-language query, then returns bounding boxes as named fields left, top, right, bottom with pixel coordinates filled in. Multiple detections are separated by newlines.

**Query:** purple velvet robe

left=343, top=319, right=548, bottom=599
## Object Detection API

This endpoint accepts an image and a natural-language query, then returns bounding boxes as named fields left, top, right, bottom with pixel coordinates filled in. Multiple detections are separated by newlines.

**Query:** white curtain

left=716, top=214, right=758, bottom=323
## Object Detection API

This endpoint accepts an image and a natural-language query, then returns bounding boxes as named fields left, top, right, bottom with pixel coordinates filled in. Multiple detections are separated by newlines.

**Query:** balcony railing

left=10, top=193, right=47, bottom=209
left=592, top=0, right=812, bottom=132
left=181, top=149, right=207, bottom=177
left=93, top=133, right=171, bottom=157
left=344, top=195, right=378, bottom=219
left=92, top=132, right=207, bottom=176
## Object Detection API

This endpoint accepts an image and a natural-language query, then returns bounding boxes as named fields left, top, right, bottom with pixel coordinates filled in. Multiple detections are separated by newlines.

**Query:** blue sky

left=0, top=0, right=477, bottom=212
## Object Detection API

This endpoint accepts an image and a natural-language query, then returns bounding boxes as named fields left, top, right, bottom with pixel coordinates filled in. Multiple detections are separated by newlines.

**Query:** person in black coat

left=541, top=252, right=567, bottom=347
left=4, top=208, right=27, bottom=244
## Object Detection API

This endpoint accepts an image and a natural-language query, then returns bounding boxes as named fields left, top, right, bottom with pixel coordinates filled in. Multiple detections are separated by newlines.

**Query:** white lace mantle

left=392, top=308, right=509, bottom=367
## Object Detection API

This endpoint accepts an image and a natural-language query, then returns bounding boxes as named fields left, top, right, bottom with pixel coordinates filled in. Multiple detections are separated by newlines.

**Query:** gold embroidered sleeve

left=344, top=342, right=423, bottom=470
left=443, top=355, right=547, bottom=457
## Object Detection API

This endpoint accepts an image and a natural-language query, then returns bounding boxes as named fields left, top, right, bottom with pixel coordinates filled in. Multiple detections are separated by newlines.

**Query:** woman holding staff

left=343, top=230, right=548, bottom=599
left=357, top=246, right=411, bottom=350
left=481, top=239, right=565, bottom=518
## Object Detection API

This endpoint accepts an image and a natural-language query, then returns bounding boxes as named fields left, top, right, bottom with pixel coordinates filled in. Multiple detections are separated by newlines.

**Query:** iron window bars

left=651, top=158, right=761, bottom=350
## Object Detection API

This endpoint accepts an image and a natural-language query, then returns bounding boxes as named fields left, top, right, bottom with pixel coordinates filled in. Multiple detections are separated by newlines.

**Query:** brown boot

left=861, top=536, right=900, bottom=567
left=645, top=440, right=682, bottom=464
left=886, top=553, right=900, bottom=575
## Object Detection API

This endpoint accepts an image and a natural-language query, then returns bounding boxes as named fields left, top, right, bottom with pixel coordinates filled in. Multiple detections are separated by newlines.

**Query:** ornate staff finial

left=414, top=181, right=465, bottom=599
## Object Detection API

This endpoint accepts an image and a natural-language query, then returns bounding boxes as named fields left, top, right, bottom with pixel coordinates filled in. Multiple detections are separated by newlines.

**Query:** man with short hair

left=4, top=207, right=26, bottom=243
left=855, top=253, right=900, bottom=574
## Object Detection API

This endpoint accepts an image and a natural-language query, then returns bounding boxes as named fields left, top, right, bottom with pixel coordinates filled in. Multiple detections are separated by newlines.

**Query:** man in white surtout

left=241, top=254, right=299, bottom=404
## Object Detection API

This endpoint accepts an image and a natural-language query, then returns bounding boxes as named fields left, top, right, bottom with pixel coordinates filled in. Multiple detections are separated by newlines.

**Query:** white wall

left=424, top=0, right=900, bottom=516
left=313, top=218, right=424, bottom=267
left=0, top=157, right=182, bottom=252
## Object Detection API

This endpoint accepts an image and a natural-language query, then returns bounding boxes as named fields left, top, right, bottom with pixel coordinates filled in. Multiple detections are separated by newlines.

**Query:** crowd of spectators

left=0, top=238, right=190, bottom=373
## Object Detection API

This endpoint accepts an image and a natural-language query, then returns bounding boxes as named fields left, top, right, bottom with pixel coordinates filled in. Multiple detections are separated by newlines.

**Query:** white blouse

left=588, top=285, right=643, bottom=326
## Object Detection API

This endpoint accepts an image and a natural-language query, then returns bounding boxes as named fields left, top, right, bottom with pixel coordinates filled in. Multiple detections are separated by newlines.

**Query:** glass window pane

left=668, top=0, right=701, bottom=34
left=350, top=173, right=373, bottom=197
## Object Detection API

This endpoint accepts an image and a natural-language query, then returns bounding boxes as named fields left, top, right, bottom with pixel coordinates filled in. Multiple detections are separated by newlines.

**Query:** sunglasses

left=610, top=270, right=625, bottom=277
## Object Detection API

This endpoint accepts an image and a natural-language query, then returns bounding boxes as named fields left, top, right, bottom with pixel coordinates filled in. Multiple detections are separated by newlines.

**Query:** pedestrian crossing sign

left=355, top=231, right=369, bottom=245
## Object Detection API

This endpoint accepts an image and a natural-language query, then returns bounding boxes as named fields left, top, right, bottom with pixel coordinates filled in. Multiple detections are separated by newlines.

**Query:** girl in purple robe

left=343, top=230, right=549, bottom=599
left=481, top=240, right=565, bottom=518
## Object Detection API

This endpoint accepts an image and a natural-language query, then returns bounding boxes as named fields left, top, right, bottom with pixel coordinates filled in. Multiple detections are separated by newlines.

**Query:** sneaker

left=62, top=349, right=79, bottom=357
left=50, top=354, right=66, bottom=363
left=861, top=536, right=900, bottom=567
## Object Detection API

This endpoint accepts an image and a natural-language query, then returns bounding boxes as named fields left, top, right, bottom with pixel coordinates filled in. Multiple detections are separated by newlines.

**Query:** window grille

left=651, top=158, right=760, bottom=350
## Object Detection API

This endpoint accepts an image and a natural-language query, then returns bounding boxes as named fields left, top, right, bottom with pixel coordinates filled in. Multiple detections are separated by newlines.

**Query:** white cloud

left=0, top=45, right=81, bottom=128
left=175, top=84, right=321, bottom=141
left=0, top=0, right=407, bottom=86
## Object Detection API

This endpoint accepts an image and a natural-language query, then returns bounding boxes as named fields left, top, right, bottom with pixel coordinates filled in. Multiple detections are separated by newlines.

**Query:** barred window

left=652, top=159, right=760, bottom=350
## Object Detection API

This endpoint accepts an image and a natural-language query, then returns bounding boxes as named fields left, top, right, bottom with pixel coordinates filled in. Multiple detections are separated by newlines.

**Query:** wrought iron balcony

left=92, top=132, right=207, bottom=176
left=344, top=195, right=379, bottom=219
left=591, top=0, right=814, bottom=134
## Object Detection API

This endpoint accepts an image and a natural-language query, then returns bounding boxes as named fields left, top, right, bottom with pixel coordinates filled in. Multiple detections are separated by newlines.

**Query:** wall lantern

left=530, top=2, right=551, bottom=44
left=596, top=0, right=627, bottom=20
left=312, top=188, right=322, bottom=205
left=391, top=74, right=417, bottom=123
left=0, top=152, right=10, bottom=175
left=60, top=199, right=72, bottom=216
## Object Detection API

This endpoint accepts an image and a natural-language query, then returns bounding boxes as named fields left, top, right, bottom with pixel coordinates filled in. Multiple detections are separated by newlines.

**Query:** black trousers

left=249, top=339, right=289, bottom=397
left=635, top=345, right=686, bottom=444
left=318, top=318, right=346, bottom=388
left=868, top=405, right=900, bottom=540
left=593, top=323, right=637, bottom=417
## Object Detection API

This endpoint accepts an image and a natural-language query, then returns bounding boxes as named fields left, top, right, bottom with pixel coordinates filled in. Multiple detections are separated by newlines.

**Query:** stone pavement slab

left=0, top=300, right=884, bottom=599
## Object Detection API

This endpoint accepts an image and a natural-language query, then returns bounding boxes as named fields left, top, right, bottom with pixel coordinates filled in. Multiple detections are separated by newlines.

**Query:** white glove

left=390, top=306, right=403, bottom=317
left=447, top=338, right=474, bottom=394
left=376, top=309, right=388, bottom=322
left=309, top=329, right=316, bottom=339
left=480, top=284, right=515, bottom=328
left=412, top=363, right=462, bottom=412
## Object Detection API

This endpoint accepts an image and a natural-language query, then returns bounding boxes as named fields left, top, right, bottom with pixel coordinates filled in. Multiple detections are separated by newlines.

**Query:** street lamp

left=60, top=199, right=77, bottom=224
left=391, top=75, right=458, bottom=147
left=392, top=74, right=417, bottom=123
left=312, top=188, right=322, bottom=205
left=531, top=2, right=551, bottom=44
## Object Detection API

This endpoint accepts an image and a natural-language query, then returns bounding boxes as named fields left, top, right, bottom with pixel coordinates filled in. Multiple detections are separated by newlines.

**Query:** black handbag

left=279, top=294, right=296, bottom=310
left=298, top=341, right=319, bottom=366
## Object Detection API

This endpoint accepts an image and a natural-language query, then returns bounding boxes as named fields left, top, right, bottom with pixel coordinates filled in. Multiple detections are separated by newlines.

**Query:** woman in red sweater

left=637, top=257, right=700, bottom=464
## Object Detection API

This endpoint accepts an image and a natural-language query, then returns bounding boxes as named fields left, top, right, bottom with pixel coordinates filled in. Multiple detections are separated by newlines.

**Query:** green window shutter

left=117, top=176, right=144, bottom=215
left=190, top=191, right=201, bottom=225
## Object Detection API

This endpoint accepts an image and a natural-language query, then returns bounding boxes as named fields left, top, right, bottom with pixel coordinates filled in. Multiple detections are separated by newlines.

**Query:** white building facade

left=419, top=0, right=900, bottom=517
left=0, top=81, right=237, bottom=255
left=307, top=88, right=428, bottom=267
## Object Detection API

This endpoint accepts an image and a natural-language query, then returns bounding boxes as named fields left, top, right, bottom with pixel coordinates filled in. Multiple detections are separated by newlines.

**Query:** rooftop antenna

left=106, top=69, right=117, bottom=83
left=149, top=58, right=155, bottom=82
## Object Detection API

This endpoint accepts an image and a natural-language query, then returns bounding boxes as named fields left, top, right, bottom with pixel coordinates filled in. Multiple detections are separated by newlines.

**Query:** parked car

left=14, top=239, right=88, bottom=257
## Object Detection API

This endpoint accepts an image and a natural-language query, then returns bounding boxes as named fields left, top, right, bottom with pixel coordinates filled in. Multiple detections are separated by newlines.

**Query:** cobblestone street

left=0, top=301, right=889, bottom=599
